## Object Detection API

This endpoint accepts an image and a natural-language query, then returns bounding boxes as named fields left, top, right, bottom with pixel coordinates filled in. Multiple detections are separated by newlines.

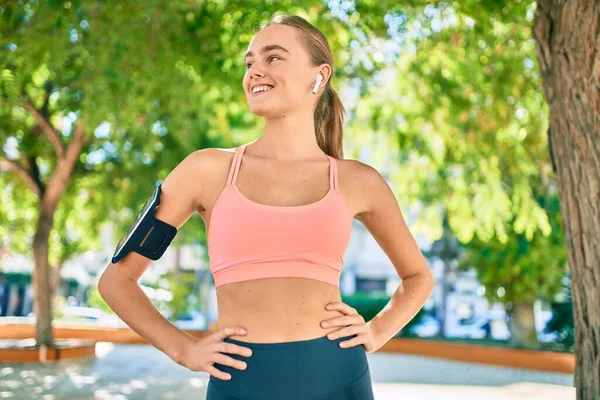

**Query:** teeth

left=252, top=85, right=273, bottom=94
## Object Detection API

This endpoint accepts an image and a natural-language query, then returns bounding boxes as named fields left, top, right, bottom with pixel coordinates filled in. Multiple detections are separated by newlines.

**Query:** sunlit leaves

left=2, top=0, right=399, bottom=268
left=0, top=0, right=566, bottom=315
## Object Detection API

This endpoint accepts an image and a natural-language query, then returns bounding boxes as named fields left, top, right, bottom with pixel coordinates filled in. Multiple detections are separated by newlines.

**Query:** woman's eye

left=245, top=56, right=280, bottom=69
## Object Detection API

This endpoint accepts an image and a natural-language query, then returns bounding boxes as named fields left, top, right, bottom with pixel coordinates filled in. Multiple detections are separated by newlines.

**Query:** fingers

left=326, top=302, right=359, bottom=315
left=321, top=314, right=364, bottom=328
left=327, top=325, right=363, bottom=340
left=338, top=334, right=365, bottom=348
left=213, top=352, right=248, bottom=371
left=214, top=326, right=247, bottom=341
left=212, top=326, right=252, bottom=357
left=218, top=342, right=253, bottom=357
left=199, top=326, right=253, bottom=381
left=205, top=364, right=232, bottom=381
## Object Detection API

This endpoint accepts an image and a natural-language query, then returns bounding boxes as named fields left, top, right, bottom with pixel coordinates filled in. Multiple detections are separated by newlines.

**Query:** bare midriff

left=215, top=277, right=346, bottom=343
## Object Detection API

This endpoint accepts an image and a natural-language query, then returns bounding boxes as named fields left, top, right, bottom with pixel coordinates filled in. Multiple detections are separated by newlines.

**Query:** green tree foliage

left=0, top=1, right=395, bottom=264
left=340, top=1, right=568, bottom=347
left=0, top=0, right=410, bottom=344
left=164, top=272, right=197, bottom=319
left=0, top=0, right=572, bottom=353
left=458, top=193, right=567, bottom=305
left=352, top=1, right=553, bottom=244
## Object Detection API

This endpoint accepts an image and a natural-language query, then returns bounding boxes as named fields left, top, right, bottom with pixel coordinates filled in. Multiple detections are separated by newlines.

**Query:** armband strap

left=111, top=181, right=177, bottom=264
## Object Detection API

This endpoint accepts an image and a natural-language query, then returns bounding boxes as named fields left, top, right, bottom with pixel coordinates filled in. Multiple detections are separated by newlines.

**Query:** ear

left=317, top=64, right=332, bottom=86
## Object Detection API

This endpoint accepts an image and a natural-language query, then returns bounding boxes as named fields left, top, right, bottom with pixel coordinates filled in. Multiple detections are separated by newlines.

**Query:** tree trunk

left=437, top=259, right=449, bottom=337
left=32, top=206, right=55, bottom=347
left=29, top=119, right=86, bottom=349
left=533, top=2, right=600, bottom=398
left=51, top=264, right=62, bottom=301
left=508, top=301, right=538, bottom=348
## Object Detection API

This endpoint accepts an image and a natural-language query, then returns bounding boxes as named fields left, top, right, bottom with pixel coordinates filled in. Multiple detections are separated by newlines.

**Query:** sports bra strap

left=227, top=144, right=246, bottom=186
left=228, top=144, right=338, bottom=190
left=327, top=155, right=338, bottom=190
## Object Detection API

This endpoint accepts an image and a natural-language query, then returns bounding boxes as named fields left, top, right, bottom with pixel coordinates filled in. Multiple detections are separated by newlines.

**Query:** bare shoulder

left=169, top=148, right=214, bottom=188
left=186, top=146, right=228, bottom=164
left=180, top=146, right=236, bottom=174
left=337, top=157, right=393, bottom=220
left=178, top=147, right=236, bottom=209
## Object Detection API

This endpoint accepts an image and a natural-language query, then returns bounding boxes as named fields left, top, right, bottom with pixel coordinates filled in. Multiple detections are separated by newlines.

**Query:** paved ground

left=0, top=342, right=575, bottom=399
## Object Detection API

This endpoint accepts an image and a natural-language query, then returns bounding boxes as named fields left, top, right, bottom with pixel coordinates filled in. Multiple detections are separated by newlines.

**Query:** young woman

left=100, top=12, right=434, bottom=400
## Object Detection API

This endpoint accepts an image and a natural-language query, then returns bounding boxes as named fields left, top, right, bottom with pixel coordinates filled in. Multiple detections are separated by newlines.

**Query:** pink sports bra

left=207, top=144, right=353, bottom=289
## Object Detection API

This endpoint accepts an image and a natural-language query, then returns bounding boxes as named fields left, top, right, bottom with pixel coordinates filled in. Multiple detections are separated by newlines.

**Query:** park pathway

left=0, top=342, right=574, bottom=399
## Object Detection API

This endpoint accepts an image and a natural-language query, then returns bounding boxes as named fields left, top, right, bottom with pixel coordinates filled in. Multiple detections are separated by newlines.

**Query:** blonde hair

left=259, top=12, right=346, bottom=159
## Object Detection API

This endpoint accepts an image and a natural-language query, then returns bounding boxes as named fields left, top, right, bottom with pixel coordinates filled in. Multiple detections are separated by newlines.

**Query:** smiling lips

left=251, top=85, right=274, bottom=97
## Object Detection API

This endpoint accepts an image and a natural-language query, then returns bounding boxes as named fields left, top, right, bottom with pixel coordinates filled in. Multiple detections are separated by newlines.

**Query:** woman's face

left=243, top=24, right=327, bottom=117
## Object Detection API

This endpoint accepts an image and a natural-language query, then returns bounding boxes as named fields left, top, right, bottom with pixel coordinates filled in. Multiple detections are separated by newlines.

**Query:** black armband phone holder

left=111, top=181, right=177, bottom=264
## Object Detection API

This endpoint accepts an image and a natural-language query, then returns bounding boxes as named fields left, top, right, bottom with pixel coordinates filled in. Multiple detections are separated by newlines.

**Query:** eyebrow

left=244, top=44, right=290, bottom=60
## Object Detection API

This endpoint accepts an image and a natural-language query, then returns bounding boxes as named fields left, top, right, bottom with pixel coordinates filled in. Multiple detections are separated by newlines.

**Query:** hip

left=206, top=333, right=373, bottom=400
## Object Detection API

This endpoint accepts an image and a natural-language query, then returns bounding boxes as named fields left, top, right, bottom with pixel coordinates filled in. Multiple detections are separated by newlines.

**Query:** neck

left=250, top=108, right=324, bottom=162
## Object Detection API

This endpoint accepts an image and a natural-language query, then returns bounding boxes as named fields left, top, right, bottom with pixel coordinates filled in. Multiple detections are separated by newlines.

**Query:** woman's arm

left=351, top=161, right=435, bottom=349
left=98, top=262, right=196, bottom=363
left=98, top=148, right=216, bottom=364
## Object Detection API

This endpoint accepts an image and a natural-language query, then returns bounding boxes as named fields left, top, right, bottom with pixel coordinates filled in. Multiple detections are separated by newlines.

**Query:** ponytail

left=314, top=84, right=345, bottom=159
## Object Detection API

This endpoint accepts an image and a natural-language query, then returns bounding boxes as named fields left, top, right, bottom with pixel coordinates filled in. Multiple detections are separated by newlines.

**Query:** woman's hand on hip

left=321, top=301, right=379, bottom=353
left=176, top=326, right=253, bottom=380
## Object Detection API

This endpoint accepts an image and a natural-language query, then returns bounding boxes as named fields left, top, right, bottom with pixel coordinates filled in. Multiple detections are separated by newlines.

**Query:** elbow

left=97, top=272, right=107, bottom=300
left=97, top=264, right=115, bottom=300
left=415, top=269, right=435, bottom=296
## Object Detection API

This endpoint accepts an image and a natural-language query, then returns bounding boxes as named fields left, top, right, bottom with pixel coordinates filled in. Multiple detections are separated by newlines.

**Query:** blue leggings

left=206, top=333, right=374, bottom=400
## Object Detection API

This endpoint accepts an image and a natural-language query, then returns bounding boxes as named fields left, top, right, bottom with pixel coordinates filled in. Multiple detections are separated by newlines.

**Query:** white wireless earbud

left=312, top=74, right=323, bottom=94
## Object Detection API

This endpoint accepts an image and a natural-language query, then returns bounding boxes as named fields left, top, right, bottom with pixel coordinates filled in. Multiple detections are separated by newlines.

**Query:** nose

left=251, top=69, right=265, bottom=79
left=247, top=73, right=266, bottom=92
left=247, top=61, right=266, bottom=76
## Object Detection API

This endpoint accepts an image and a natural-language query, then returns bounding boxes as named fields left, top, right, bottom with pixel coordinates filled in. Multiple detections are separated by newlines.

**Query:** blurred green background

left=0, top=0, right=572, bottom=355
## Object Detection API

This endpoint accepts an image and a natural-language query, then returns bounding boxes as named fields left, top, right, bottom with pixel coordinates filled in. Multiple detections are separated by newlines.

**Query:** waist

left=209, top=333, right=369, bottom=399
left=218, top=311, right=345, bottom=343
left=215, top=277, right=344, bottom=342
